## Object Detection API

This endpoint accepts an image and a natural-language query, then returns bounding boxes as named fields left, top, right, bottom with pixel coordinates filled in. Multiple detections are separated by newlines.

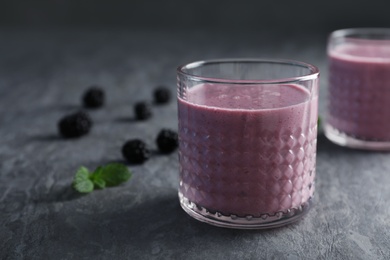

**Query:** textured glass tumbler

left=177, top=59, right=319, bottom=229
left=325, top=28, right=390, bottom=150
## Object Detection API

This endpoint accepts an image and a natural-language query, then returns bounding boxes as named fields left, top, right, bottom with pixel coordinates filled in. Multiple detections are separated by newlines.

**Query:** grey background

left=1, top=0, right=390, bottom=32
left=1, top=1, right=390, bottom=260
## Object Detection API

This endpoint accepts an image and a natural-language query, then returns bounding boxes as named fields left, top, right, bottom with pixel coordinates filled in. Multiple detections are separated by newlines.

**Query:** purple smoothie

left=178, top=83, right=318, bottom=217
left=328, top=42, right=390, bottom=140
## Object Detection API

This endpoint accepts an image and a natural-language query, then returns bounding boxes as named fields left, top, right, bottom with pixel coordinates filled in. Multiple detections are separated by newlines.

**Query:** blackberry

left=122, top=139, right=151, bottom=164
left=156, top=129, right=178, bottom=153
left=82, top=87, right=105, bottom=108
left=58, top=111, right=92, bottom=138
left=153, top=86, right=171, bottom=104
left=134, top=101, right=152, bottom=120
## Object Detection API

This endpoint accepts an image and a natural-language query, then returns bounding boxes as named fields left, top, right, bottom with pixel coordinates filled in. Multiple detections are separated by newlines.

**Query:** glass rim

left=329, top=27, right=390, bottom=40
left=177, top=58, right=319, bottom=84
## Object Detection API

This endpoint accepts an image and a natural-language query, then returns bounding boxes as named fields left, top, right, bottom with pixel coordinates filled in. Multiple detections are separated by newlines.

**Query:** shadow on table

left=31, top=184, right=85, bottom=203
left=25, top=191, right=312, bottom=258
left=49, top=194, right=300, bottom=247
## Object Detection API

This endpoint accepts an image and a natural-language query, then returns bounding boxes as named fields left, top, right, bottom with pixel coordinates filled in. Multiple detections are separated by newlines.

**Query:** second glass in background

left=325, top=28, right=390, bottom=150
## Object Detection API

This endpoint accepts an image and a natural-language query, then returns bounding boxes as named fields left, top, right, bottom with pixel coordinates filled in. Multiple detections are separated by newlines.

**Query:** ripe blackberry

left=153, top=86, right=171, bottom=104
left=82, top=87, right=105, bottom=108
left=134, top=101, right=152, bottom=120
left=58, top=111, right=92, bottom=138
left=156, top=129, right=178, bottom=153
left=122, top=139, right=151, bottom=164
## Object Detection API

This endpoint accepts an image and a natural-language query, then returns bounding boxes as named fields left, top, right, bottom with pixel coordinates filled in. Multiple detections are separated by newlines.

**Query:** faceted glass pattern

left=178, top=124, right=317, bottom=218
left=328, top=57, right=390, bottom=141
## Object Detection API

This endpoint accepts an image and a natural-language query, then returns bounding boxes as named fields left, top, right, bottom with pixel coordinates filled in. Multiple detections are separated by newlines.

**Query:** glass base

left=324, top=124, right=390, bottom=151
left=179, top=192, right=312, bottom=229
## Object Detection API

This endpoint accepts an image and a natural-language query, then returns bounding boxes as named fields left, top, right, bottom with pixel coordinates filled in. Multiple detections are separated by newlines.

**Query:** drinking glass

left=177, top=59, right=319, bottom=229
left=325, top=28, right=390, bottom=150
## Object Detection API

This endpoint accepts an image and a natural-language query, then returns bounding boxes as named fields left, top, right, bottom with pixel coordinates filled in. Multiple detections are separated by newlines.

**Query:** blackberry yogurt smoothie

left=327, top=42, right=390, bottom=140
left=177, top=59, right=319, bottom=228
left=325, top=28, right=390, bottom=150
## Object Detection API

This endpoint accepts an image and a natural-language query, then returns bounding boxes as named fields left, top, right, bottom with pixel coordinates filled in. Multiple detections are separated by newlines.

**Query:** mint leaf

left=318, top=116, right=321, bottom=127
left=74, top=179, right=94, bottom=193
left=74, top=166, right=90, bottom=181
left=90, top=166, right=105, bottom=188
left=92, top=163, right=132, bottom=187
left=72, top=163, right=132, bottom=194
left=92, top=178, right=106, bottom=189
left=73, top=166, right=94, bottom=193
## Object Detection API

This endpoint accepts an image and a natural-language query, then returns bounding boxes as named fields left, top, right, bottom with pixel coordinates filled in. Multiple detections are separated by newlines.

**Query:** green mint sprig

left=73, top=163, right=132, bottom=193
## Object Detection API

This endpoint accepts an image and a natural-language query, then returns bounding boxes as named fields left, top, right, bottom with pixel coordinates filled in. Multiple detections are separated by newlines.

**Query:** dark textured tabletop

left=1, top=28, right=389, bottom=260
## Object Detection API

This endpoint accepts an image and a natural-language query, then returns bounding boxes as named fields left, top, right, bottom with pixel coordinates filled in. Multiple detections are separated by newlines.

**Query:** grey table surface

left=1, top=28, right=389, bottom=260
